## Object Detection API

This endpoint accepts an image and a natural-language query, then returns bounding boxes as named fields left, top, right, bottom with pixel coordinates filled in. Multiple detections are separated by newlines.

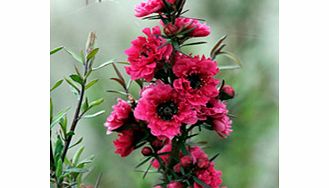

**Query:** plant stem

left=61, top=83, right=85, bottom=162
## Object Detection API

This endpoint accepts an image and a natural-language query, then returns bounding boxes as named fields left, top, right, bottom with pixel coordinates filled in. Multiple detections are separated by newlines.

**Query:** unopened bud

left=141, top=146, right=153, bottom=156
left=151, top=139, right=164, bottom=150
left=164, top=23, right=179, bottom=36
left=219, top=85, right=235, bottom=100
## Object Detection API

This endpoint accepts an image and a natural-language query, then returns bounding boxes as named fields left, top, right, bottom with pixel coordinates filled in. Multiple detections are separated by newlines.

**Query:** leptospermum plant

left=104, top=0, right=240, bottom=187
left=50, top=33, right=115, bottom=187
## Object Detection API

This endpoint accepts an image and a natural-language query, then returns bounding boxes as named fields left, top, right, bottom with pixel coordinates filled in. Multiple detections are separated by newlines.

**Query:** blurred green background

left=50, top=0, right=278, bottom=187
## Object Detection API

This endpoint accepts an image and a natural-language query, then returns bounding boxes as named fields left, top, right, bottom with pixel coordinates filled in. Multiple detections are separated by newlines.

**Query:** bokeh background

left=50, top=0, right=278, bottom=187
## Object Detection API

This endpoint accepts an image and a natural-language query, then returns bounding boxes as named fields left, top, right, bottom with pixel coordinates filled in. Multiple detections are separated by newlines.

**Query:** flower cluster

left=105, top=0, right=238, bottom=187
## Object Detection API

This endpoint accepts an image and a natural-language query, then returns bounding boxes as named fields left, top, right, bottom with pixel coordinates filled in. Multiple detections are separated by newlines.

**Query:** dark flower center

left=188, top=74, right=202, bottom=89
left=157, top=101, right=178, bottom=121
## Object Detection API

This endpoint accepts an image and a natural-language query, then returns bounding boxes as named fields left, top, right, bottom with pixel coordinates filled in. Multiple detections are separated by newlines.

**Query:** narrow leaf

left=83, top=110, right=105, bottom=119
left=88, top=98, right=104, bottom=110
left=210, top=35, right=227, bottom=58
left=92, top=60, right=115, bottom=71
left=112, top=64, right=126, bottom=89
left=50, top=107, right=71, bottom=128
left=69, top=137, right=83, bottom=149
left=218, top=65, right=241, bottom=71
left=209, top=153, right=220, bottom=162
left=107, top=90, right=127, bottom=96
left=143, top=162, right=153, bottom=179
left=136, top=157, right=152, bottom=169
left=64, top=167, right=88, bottom=173
left=87, top=48, right=99, bottom=61
left=65, top=78, right=80, bottom=94
left=64, top=48, right=83, bottom=64
left=56, top=158, right=63, bottom=178
left=50, top=46, right=64, bottom=55
left=73, top=147, right=84, bottom=166
left=85, top=79, right=98, bottom=90
left=50, top=80, right=63, bottom=92
left=181, top=41, right=207, bottom=47
left=70, top=74, right=84, bottom=85
left=217, top=51, right=242, bottom=67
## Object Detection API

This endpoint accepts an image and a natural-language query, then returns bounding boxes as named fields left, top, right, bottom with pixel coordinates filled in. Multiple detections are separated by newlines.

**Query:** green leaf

left=73, top=147, right=84, bottom=166
left=69, top=137, right=83, bottom=149
left=83, top=110, right=105, bottom=119
left=85, top=79, right=98, bottom=90
left=50, top=107, right=71, bottom=128
left=54, top=136, right=64, bottom=161
left=82, top=97, right=89, bottom=112
left=135, top=157, right=152, bottom=169
left=143, top=162, right=153, bottom=179
left=95, top=173, right=103, bottom=188
left=193, top=176, right=211, bottom=188
left=135, top=79, right=144, bottom=89
left=70, top=74, right=84, bottom=85
left=181, top=41, right=207, bottom=47
left=65, top=78, right=80, bottom=94
left=87, top=48, right=99, bottom=62
left=50, top=79, right=63, bottom=92
left=92, top=60, right=115, bottom=71
left=89, top=98, right=104, bottom=109
left=56, top=158, right=63, bottom=178
left=64, top=167, right=88, bottom=173
left=59, top=116, right=67, bottom=138
left=64, top=48, right=83, bottom=64
left=126, top=79, right=133, bottom=90
left=50, top=46, right=64, bottom=55
left=107, top=90, right=127, bottom=96
left=218, top=65, right=241, bottom=71
left=218, top=51, right=242, bottom=67
left=117, top=61, right=130, bottom=65
left=50, top=98, right=53, bottom=123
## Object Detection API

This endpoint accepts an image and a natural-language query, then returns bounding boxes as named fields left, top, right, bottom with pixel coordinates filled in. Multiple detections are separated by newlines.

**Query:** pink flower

left=135, top=0, right=176, bottom=17
left=180, top=155, right=193, bottom=167
left=162, top=17, right=210, bottom=37
left=190, top=146, right=222, bottom=188
left=104, top=99, right=131, bottom=134
left=173, top=53, right=220, bottom=106
left=125, top=26, right=173, bottom=82
left=198, top=98, right=232, bottom=138
left=113, top=130, right=135, bottom=157
left=167, top=181, right=184, bottom=188
left=194, top=165, right=223, bottom=188
left=134, top=81, right=197, bottom=139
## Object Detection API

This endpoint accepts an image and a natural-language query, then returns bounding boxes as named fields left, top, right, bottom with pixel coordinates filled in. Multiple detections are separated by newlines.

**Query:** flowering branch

left=103, top=1, right=240, bottom=187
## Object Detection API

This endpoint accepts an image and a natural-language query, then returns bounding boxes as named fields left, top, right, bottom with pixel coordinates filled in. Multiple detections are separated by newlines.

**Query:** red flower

left=135, top=0, right=176, bottom=17
left=198, top=98, right=232, bottom=138
left=161, top=17, right=211, bottom=37
left=125, top=26, right=173, bottom=82
left=194, top=165, right=222, bottom=188
left=173, top=53, right=220, bottom=106
left=134, top=81, right=197, bottom=139
left=113, top=130, right=135, bottom=157
left=104, top=99, right=131, bottom=134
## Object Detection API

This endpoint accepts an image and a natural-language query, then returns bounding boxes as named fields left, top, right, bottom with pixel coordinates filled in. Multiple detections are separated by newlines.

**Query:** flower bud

left=197, top=158, right=209, bottom=169
left=164, top=23, right=179, bottom=36
left=173, top=163, right=181, bottom=173
left=219, top=84, right=235, bottom=100
left=151, top=139, right=164, bottom=150
left=141, top=146, right=153, bottom=156
left=180, top=156, right=193, bottom=167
